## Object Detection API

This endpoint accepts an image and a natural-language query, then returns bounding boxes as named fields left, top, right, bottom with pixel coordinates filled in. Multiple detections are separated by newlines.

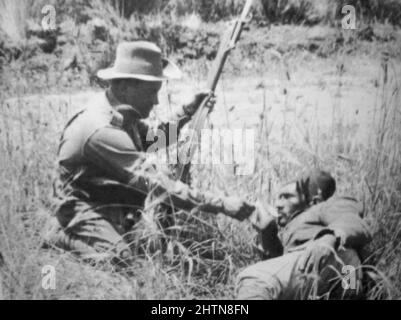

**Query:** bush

left=259, top=0, right=401, bottom=26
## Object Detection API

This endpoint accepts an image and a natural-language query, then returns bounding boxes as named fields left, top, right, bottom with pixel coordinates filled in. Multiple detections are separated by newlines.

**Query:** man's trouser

left=236, top=248, right=363, bottom=300
left=44, top=200, right=163, bottom=266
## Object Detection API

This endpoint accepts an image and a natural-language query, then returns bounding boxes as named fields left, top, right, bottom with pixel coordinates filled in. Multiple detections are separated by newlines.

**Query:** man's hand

left=222, top=197, right=255, bottom=221
left=249, top=203, right=277, bottom=231
left=298, top=234, right=337, bottom=274
left=183, top=90, right=216, bottom=117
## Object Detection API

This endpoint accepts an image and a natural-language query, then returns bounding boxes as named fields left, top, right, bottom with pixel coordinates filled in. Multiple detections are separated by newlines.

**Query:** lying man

left=238, top=170, right=372, bottom=299
left=46, top=41, right=255, bottom=266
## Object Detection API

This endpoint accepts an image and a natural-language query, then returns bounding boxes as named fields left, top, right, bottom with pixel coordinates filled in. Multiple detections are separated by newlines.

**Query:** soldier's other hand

left=183, top=90, right=216, bottom=117
left=222, top=197, right=255, bottom=221
left=298, top=234, right=337, bottom=274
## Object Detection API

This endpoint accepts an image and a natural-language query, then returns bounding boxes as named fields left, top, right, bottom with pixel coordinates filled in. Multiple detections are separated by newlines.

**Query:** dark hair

left=296, top=170, right=336, bottom=203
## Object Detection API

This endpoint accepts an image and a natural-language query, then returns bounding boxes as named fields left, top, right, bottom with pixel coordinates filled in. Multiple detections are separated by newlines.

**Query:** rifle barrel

left=176, top=0, right=254, bottom=181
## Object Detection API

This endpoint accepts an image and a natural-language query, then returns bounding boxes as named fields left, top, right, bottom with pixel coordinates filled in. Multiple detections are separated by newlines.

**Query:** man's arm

left=298, top=198, right=372, bottom=273
left=259, top=222, right=283, bottom=259
left=249, top=206, right=283, bottom=259
left=83, top=126, right=253, bottom=220
left=315, top=198, right=372, bottom=250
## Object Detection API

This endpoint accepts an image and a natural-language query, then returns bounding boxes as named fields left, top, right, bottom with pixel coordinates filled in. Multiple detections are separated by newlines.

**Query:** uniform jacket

left=54, top=91, right=225, bottom=229
left=261, top=197, right=372, bottom=258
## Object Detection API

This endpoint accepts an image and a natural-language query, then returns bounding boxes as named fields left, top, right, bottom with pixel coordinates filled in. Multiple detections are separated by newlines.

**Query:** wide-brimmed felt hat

left=97, top=41, right=182, bottom=81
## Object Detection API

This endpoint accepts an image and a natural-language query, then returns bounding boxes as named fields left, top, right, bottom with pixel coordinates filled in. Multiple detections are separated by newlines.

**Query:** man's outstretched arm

left=83, top=125, right=254, bottom=221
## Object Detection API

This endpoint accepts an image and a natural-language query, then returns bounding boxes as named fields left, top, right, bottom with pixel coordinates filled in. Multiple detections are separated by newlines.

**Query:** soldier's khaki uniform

left=236, top=197, right=372, bottom=299
left=46, top=91, right=226, bottom=264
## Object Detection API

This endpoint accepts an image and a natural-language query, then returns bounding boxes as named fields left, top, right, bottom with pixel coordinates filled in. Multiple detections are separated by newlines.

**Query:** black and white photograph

left=0, top=0, right=400, bottom=304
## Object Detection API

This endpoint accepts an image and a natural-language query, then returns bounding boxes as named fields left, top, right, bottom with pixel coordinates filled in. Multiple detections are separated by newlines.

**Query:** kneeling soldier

left=46, top=41, right=255, bottom=266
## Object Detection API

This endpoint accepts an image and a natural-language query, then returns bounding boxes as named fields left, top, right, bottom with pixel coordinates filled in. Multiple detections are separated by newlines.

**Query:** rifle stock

left=176, top=0, right=254, bottom=181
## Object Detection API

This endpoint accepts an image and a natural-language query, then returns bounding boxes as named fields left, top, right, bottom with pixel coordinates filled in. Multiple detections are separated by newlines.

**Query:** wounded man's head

left=275, top=169, right=336, bottom=227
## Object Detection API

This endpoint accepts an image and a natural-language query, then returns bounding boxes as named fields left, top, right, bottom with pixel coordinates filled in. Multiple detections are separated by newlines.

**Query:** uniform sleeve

left=259, top=221, right=284, bottom=259
left=84, top=126, right=143, bottom=181
left=315, top=199, right=372, bottom=250
left=83, top=126, right=224, bottom=213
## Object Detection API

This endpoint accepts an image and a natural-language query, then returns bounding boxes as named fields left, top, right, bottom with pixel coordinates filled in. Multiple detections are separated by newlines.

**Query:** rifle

left=175, top=0, right=254, bottom=182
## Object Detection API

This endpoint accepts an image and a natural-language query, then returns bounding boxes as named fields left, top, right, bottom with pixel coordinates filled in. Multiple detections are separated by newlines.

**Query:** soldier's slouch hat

left=97, top=41, right=182, bottom=81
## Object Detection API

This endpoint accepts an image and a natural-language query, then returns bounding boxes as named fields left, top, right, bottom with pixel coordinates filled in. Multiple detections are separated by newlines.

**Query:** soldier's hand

left=249, top=203, right=277, bottom=231
left=222, top=197, right=255, bottom=221
left=298, top=234, right=337, bottom=274
left=183, top=90, right=216, bottom=117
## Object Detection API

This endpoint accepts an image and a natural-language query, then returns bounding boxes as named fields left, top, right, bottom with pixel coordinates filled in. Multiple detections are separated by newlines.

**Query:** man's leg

left=317, top=248, right=363, bottom=299
left=45, top=215, right=132, bottom=266
left=236, top=248, right=363, bottom=300
left=236, top=251, right=304, bottom=300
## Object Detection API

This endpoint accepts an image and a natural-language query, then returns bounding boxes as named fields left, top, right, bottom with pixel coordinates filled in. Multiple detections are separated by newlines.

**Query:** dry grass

left=1, top=51, right=400, bottom=299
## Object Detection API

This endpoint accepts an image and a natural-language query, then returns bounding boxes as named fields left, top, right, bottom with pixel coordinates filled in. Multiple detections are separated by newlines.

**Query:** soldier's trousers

left=44, top=201, right=164, bottom=266
left=236, top=248, right=363, bottom=300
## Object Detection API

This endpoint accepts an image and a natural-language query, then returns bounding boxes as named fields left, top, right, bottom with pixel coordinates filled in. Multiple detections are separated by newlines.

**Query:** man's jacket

left=54, top=91, right=225, bottom=229
left=261, top=197, right=372, bottom=258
